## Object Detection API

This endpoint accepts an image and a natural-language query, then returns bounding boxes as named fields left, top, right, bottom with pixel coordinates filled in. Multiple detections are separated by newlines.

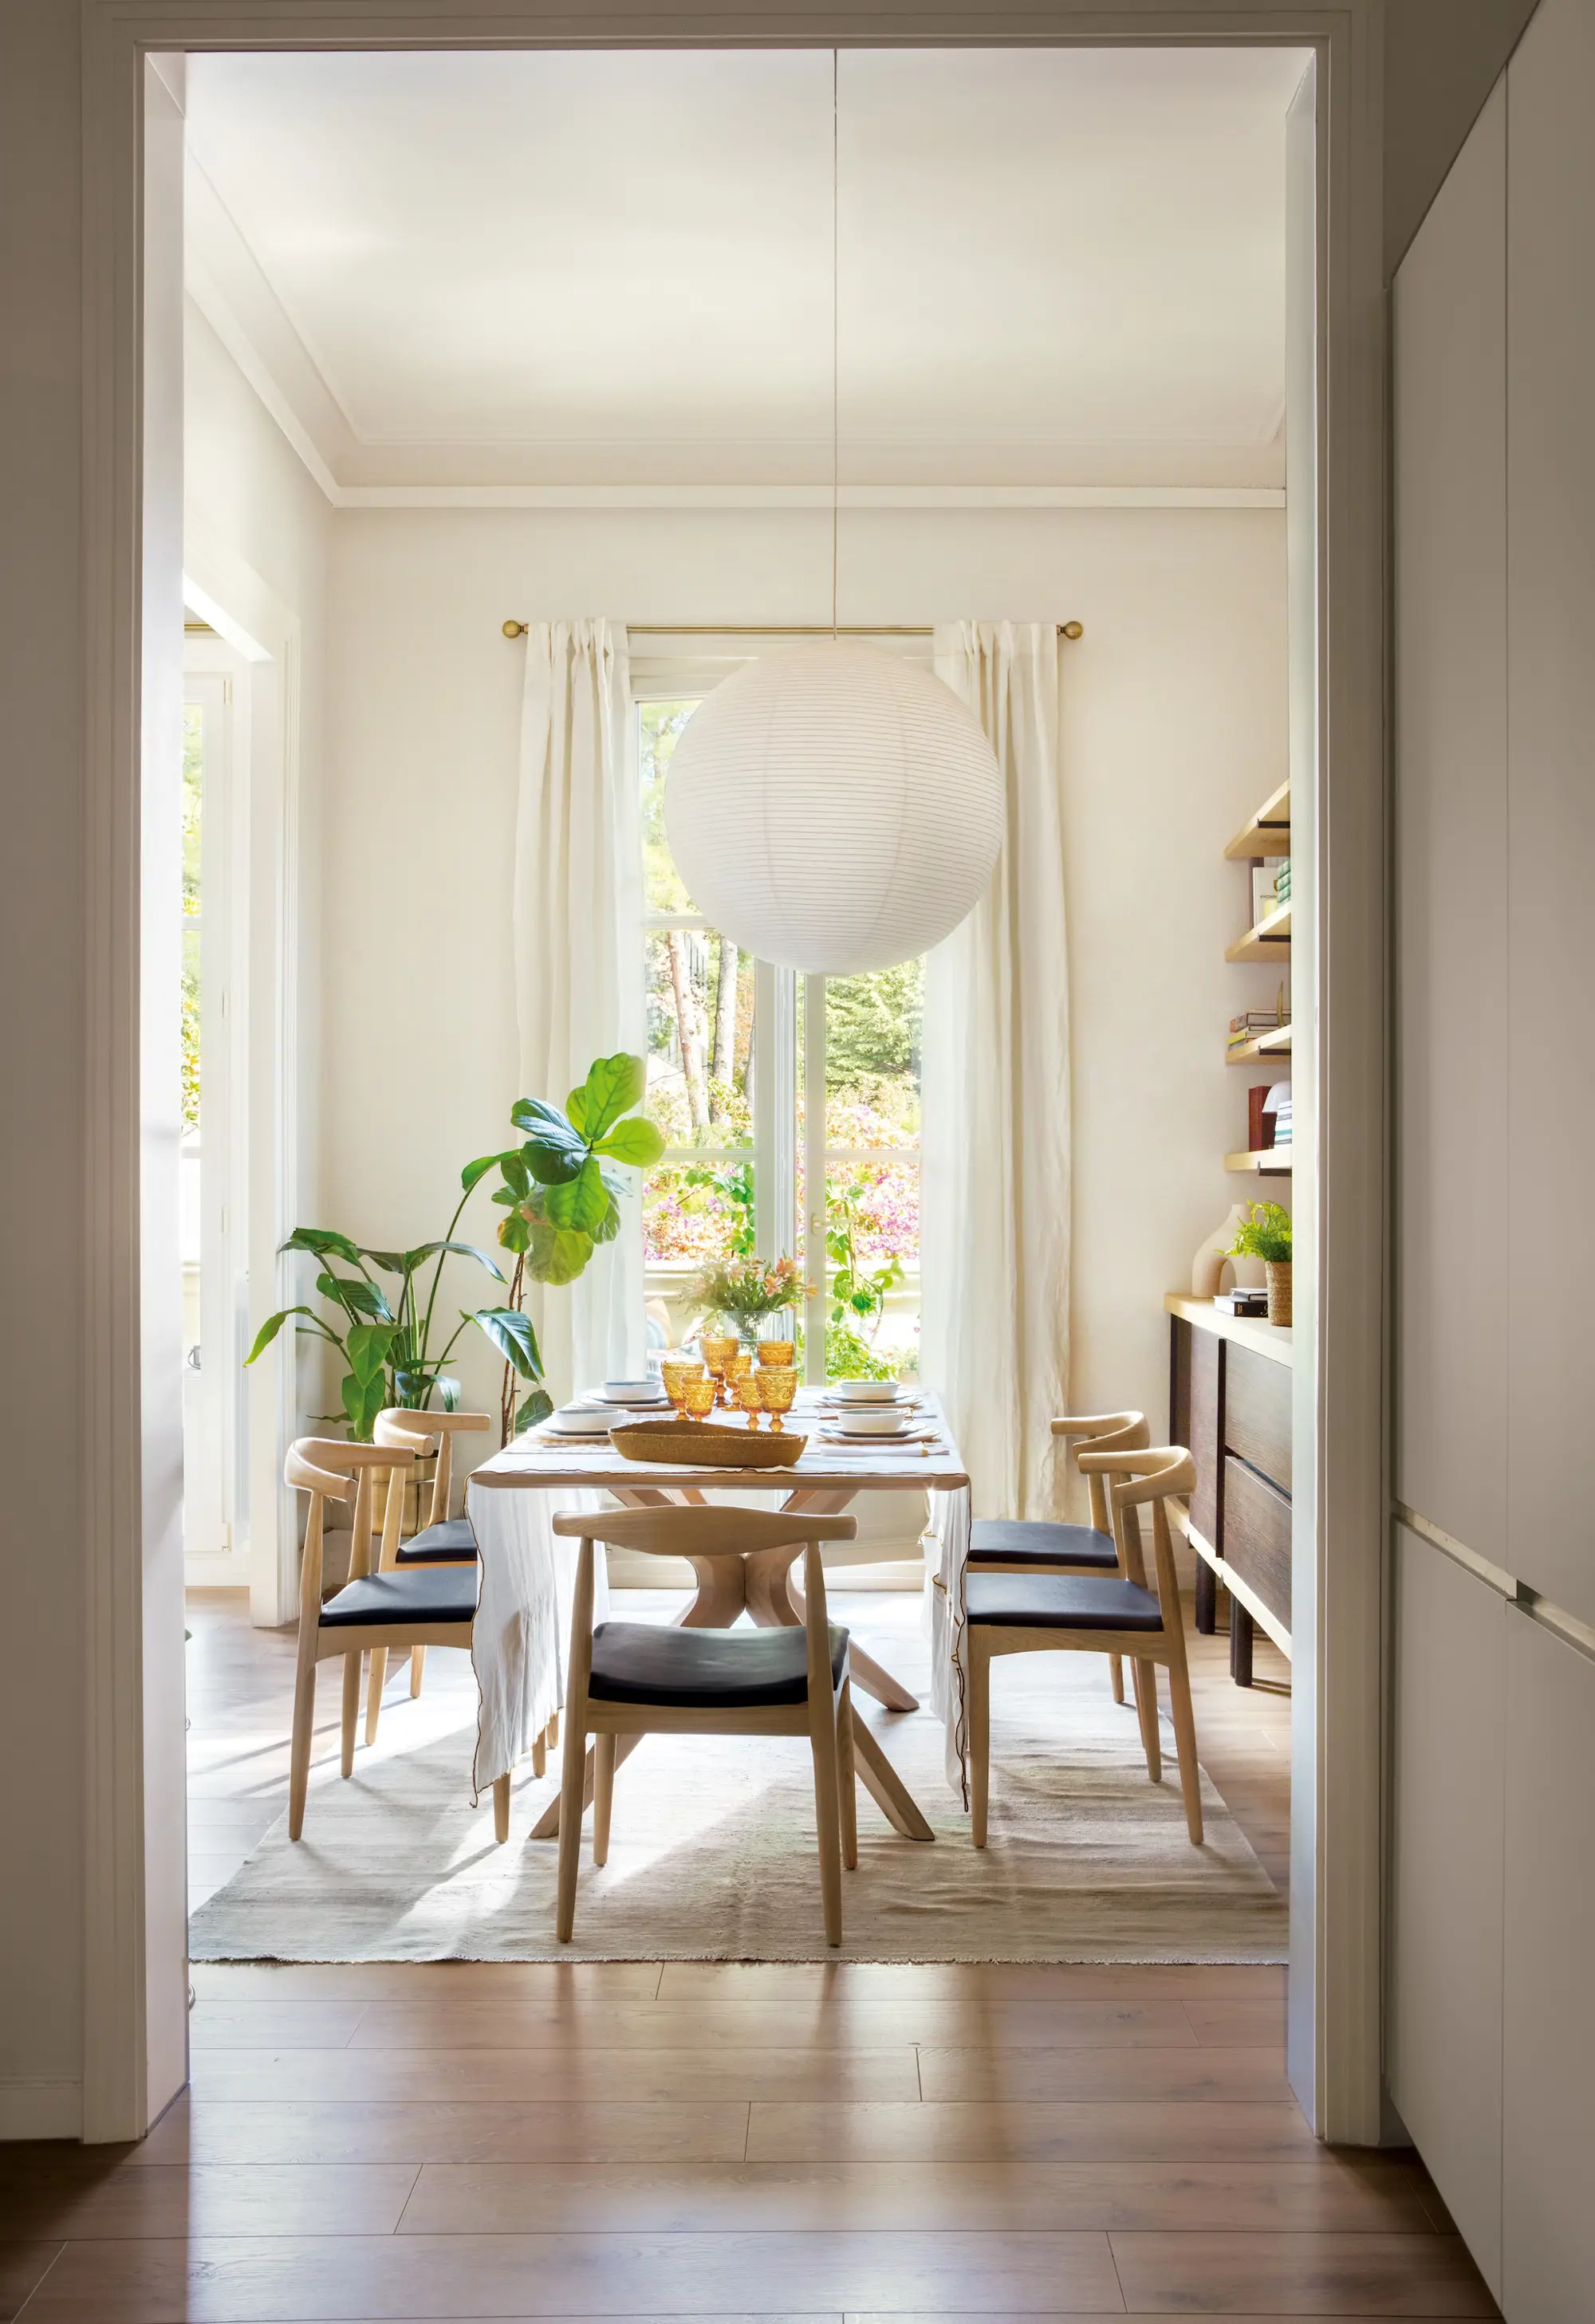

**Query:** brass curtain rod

left=502, top=619, right=1084, bottom=641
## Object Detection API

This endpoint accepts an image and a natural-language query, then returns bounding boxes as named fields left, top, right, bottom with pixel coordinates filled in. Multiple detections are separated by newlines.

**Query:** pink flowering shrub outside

left=644, top=1095, right=919, bottom=1268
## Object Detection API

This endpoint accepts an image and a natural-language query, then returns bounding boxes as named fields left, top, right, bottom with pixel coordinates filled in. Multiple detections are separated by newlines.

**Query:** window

left=638, top=693, right=920, bottom=1380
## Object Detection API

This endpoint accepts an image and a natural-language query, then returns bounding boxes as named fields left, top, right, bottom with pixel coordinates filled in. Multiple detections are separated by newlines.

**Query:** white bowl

left=552, top=1404, right=612, bottom=1433
left=832, top=1378, right=900, bottom=1404
left=832, top=1407, right=912, bottom=1435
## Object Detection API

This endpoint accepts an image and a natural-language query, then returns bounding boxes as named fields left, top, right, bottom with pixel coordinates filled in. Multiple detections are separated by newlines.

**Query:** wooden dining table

left=469, top=1388, right=970, bottom=1845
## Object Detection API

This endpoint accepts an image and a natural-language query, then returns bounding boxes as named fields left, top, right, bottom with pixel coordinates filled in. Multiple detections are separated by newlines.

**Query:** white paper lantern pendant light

left=663, top=55, right=1003, bottom=977
left=665, top=642, right=1002, bottom=975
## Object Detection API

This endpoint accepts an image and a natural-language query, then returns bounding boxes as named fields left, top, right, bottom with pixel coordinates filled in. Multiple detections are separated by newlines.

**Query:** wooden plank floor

left=0, top=1593, right=1495, bottom=2320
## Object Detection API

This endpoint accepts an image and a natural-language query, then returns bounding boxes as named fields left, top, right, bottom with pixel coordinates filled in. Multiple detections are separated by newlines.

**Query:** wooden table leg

left=849, top=1716, right=935, bottom=1842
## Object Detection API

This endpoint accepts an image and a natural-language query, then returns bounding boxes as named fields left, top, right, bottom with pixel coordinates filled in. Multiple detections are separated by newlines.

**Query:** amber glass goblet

left=731, top=1370, right=765, bottom=1429
left=756, top=1364, right=799, bottom=1431
left=723, top=1350, right=754, bottom=1402
left=700, top=1334, right=738, bottom=1406
left=660, top=1357, right=705, bottom=1418
left=756, top=1339, right=796, bottom=1368
left=680, top=1376, right=719, bottom=1422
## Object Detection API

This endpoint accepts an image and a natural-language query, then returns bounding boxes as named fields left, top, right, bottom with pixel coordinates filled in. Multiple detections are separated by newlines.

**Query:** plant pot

left=1265, top=1260, right=1294, bottom=1328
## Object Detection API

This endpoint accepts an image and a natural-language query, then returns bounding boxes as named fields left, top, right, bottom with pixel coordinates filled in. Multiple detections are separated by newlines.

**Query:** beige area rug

left=188, top=1594, right=1287, bottom=1965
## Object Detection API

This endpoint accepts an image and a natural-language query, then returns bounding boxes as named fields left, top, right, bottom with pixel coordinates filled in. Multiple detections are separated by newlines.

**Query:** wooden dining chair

left=967, top=1410, right=1152, bottom=1705
left=966, top=1445, right=1203, bottom=1849
left=284, top=1435, right=509, bottom=1844
left=364, top=1408, right=491, bottom=1740
left=550, top=1506, right=859, bottom=1947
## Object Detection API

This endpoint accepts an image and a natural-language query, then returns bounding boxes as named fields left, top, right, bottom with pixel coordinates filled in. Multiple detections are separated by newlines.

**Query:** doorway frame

left=80, top=0, right=1386, bottom=2147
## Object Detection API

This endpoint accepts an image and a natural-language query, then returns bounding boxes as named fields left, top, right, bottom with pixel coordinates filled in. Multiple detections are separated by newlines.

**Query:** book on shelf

left=1246, top=1085, right=1274, bottom=1153
left=1215, top=1288, right=1270, bottom=1317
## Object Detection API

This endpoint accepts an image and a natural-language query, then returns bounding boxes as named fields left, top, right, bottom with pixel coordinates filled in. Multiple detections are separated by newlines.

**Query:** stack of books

left=1264, top=1081, right=1293, bottom=1148
left=1227, top=1009, right=1284, bottom=1055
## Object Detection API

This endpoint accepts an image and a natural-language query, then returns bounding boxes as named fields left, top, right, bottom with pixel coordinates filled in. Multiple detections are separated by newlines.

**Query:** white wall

left=322, top=503, right=1289, bottom=1475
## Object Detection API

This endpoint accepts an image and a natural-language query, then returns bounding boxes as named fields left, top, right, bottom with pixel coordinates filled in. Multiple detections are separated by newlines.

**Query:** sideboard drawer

left=1225, top=1344, right=1293, bottom=1493
left=1222, top=1455, right=1292, bottom=1630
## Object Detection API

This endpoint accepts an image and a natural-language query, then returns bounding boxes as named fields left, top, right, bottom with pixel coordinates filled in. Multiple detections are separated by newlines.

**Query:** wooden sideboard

left=1165, top=1294, right=1293, bottom=1685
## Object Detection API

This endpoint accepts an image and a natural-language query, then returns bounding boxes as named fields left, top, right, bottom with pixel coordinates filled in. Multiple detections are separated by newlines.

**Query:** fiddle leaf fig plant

left=246, top=1054, right=665, bottom=1444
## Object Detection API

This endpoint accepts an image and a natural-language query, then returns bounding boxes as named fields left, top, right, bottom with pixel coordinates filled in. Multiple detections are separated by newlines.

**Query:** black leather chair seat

left=967, top=1519, right=1118, bottom=1571
left=320, top=1566, right=478, bottom=1628
left=588, top=1621, right=849, bottom=1709
left=394, top=1516, right=478, bottom=1565
left=965, top=1572, right=1164, bottom=1632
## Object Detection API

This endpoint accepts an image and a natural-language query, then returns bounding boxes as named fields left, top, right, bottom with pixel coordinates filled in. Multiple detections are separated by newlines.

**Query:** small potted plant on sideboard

left=1228, top=1200, right=1293, bottom=1327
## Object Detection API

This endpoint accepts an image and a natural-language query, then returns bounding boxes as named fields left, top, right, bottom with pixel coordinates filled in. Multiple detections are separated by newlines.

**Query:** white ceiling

left=183, top=45, right=1306, bottom=501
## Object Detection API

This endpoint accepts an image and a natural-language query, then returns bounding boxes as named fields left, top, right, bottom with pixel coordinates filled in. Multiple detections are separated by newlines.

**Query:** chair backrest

left=1050, top=1410, right=1150, bottom=1533
left=374, top=1408, right=491, bottom=1533
left=552, top=1505, right=857, bottom=1716
left=550, top=1507, right=857, bottom=1558
left=282, top=1436, right=394, bottom=1624
left=1080, top=1445, right=1195, bottom=1609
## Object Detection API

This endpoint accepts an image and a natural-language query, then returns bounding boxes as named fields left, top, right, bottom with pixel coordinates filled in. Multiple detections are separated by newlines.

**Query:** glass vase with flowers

left=692, top=1254, right=812, bottom=1355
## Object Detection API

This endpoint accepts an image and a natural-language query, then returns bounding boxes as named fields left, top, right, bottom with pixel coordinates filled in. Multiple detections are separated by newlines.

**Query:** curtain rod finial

left=503, top=619, right=527, bottom=639
left=1061, top=620, right=1084, bottom=641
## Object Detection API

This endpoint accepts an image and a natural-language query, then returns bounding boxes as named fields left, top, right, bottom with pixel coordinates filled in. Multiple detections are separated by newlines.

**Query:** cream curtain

left=920, top=621, right=1071, bottom=1519
left=513, top=619, right=644, bottom=1403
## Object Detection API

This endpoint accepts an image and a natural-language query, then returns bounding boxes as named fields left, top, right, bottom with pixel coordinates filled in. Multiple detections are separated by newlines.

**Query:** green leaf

left=315, top=1270, right=392, bottom=1323
left=469, top=1306, right=543, bottom=1378
left=498, top=1149, right=532, bottom=1200
left=544, top=1155, right=609, bottom=1233
left=526, top=1221, right=594, bottom=1286
left=510, top=1100, right=589, bottom=1186
left=589, top=1193, right=621, bottom=1246
left=592, top=1114, right=666, bottom=1169
left=245, top=1306, right=318, bottom=1365
left=515, top=1388, right=555, bottom=1432
left=346, top=1320, right=396, bottom=1386
left=408, top=1238, right=506, bottom=1280
left=497, top=1209, right=531, bottom=1255
left=566, top=1053, right=646, bottom=1141
left=281, top=1226, right=363, bottom=1266
left=359, top=1249, right=412, bottom=1276
left=461, top=1150, right=514, bottom=1194
left=340, top=1370, right=386, bottom=1441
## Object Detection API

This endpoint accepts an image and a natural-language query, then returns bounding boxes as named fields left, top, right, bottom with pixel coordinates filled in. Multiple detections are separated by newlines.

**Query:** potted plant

left=1228, top=1200, right=1294, bottom=1327
left=691, top=1253, right=810, bottom=1351
left=246, top=1052, right=664, bottom=1444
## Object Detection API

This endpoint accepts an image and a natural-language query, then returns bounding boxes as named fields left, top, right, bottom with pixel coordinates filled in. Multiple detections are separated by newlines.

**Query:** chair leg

left=494, top=1772, right=510, bottom=1844
left=532, top=1724, right=547, bottom=1779
left=341, top=1652, right=362, bottom=1777
left=410, top=1646, right=426, bottom=1697
left=968, top=1630, right=991, bottom=1848
left=1166, top=1646, right=1205, bottom=1846
left=547, top=1710, right=559, bottom=1748
left=1109, top=1652, right=1125, bottom=1705
left=593, top=1732, right=616, bottom=1867
left=364, top=1648, right=388, bottom=1747
left=836, top=1680, right=857, bottom=1870
left=808, top=1688, right=844, bottom=1947
left=288, top=1641, right=318, bottom=1841
left=555, top=1710, right=588, bottom=1943
left=1131, top=1656, right=1162, bottom=1783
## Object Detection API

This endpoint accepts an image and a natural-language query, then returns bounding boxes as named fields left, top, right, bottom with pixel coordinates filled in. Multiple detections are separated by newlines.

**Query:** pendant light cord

left=831, top=45, right=840, bottom=642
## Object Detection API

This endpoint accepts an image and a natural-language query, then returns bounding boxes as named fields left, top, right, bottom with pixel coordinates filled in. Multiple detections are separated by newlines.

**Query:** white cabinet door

left=1388, top=1528, right=1506, bottom=2299
left=1502, top=1611, right=1595, bottom=2322
left=1392, top=82, right=1509, bottom=1566
left=1506, top=0, right=1595, bottom=1628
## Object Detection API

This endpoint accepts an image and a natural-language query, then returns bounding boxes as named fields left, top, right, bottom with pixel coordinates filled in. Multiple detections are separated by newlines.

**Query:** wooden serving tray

left=610, top=1420, right=808, bottom=1469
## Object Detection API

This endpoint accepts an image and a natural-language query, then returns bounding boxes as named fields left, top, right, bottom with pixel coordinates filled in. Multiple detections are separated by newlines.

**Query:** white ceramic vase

left=1191, top=1202, right=1265, bottom=1296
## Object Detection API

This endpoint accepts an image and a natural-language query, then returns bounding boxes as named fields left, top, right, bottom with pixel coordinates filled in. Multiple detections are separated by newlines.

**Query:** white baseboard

left=184, top=1553, right=247, bottom=1589
left=0, top=2077, right=82, bottom=2140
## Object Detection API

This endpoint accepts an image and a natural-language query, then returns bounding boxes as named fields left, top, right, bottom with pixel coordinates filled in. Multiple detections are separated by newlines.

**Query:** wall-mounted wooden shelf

left=1226, top=1146, right=1294, bottom=1175
left=1223, top=781, right=1291, bottom=862
left=1225, top=902, right=1292, bottom=962
left=1226, top=1023, right=1293, bottom=1067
